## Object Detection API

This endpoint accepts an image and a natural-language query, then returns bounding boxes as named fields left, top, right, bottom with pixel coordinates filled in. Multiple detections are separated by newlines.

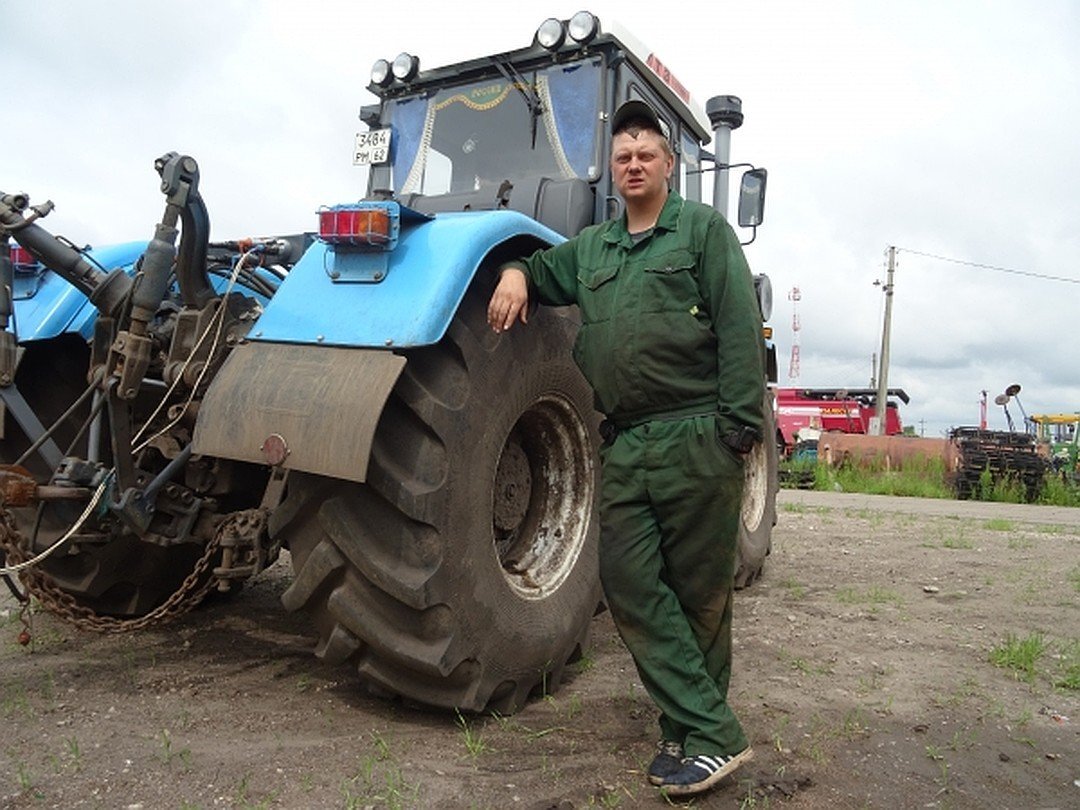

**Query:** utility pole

left=788, top=287, right=801, bottom=380
left=872, top=246, right=896, bottom=435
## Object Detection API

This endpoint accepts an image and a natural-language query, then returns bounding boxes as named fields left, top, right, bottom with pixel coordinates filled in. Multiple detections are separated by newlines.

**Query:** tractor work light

left=318, top=205, right=392, bottom=247
left=391, top=52, right=420, bottom=82
left=370, top=58, right=393, bottom=87
left=535, top=17, right=566, bottom=50
left=567, top=11, right=599, bottom=44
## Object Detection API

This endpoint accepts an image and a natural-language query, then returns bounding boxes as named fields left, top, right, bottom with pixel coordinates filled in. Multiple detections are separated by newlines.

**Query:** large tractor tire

left=274, top=281, right=602, bottom=713
left=734, top=391, right=779, bottom=589
left=1, top=335, right=209, bottom=616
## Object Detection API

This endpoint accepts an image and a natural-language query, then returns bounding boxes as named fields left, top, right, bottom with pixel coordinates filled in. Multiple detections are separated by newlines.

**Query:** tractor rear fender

left=247, top=210, right=565, bottom=349
left=192, top=210, right=563, bottom=483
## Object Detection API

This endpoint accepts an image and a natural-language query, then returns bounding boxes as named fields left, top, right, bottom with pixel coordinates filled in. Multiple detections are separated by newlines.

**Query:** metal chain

left=0, top=507, right=227, bottom=634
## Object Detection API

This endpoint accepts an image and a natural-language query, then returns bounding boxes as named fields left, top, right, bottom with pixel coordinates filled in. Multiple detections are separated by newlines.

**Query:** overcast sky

left=3, top=0, right=1078, bottom=437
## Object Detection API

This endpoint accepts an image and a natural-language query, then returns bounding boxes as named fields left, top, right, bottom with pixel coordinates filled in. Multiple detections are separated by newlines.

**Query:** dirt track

left=2, top=490, right=1078, bottom=809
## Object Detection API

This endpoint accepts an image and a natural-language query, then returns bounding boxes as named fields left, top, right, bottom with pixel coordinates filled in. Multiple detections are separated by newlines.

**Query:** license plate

left=353, top=129, right=391, bottom=165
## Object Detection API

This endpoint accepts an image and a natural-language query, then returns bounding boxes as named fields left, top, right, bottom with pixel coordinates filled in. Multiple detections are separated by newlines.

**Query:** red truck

left=775, top=387, right=908, bottom=455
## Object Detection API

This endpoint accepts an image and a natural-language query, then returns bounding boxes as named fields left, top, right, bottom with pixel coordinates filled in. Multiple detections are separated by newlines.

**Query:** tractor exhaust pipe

left=706, top=95, right=743, bottom=221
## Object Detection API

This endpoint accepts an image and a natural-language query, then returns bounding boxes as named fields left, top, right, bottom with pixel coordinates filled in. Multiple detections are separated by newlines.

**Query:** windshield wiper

left=489, top=55, right=541, bottom=148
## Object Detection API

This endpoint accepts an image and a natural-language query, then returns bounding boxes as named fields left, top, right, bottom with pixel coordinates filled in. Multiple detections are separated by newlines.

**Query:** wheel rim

left=492, top=394, right=594, bottom=600
left=741, top=441, right=768, bottom=532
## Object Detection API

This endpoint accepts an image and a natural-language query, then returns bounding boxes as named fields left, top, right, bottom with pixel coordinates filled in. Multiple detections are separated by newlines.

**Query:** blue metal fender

left=249, top=210, right=565, bottom=348
left=9, top=241, right=146, bottom=342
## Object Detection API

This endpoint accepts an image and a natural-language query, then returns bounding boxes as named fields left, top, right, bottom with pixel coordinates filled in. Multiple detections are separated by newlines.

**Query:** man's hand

left=487, top=267, right=529, bottom=332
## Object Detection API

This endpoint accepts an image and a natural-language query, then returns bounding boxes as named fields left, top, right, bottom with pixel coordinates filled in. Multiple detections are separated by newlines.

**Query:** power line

left=896, top=247, right=1080, bottom=285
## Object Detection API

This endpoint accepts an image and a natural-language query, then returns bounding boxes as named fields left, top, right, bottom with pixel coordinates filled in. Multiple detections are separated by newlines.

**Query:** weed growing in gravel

left=157, top=729, right=192, bottom=768
left=9, top=756, right=42, bottom=799
left=456, top=709, right=490, bottom=758
left=983, top=518, right=1015, bottom=532
left=233, top=772, right=279, bottom=809
left=989, top=633, right=1046, bottom=682
left=1007, top=536, right=1034, bottom=550
left=838, top=707, right=870, bottom=740
left=65, top=735, right=82, bottom=772
left=339, top=734, right=421, bottom=810
left=783, top=651, right=833, bottom=677
left=573, top=648, right=596, bottom=674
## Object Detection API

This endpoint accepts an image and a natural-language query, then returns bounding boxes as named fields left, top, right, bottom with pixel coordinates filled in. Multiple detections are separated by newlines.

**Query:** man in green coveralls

left=487, top=100, right=763, bottom=798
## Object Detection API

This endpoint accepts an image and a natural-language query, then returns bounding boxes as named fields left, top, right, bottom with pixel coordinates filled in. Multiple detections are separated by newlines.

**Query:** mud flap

left=192, top=342, right=405, bottom=483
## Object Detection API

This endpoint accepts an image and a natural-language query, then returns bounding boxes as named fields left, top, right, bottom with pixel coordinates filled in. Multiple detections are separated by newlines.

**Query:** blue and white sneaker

left=646, top=740, right=683, bottom=786
left=660, top=746, right=754, bottom=796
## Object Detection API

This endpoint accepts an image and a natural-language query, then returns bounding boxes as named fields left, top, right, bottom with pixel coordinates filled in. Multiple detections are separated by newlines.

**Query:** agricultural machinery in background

left=1030, top=412, right=1080, bottom=481
left=0, top=12, right=777, bottom=712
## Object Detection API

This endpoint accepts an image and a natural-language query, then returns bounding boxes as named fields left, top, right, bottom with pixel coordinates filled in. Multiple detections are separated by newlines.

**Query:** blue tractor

left=0, top=12, right=776, bottom=712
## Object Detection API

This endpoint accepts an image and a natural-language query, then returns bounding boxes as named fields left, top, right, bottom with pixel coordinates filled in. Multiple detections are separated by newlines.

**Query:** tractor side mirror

left=737, top=168, right=767, bottom=229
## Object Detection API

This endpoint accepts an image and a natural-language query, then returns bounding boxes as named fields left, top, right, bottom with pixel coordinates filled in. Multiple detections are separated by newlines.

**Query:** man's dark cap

left=611, top=100, right=671, bottom=141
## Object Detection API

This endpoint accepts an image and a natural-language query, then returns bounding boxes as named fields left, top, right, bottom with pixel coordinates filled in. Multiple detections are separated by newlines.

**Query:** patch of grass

left=779, top=577, right=806, bottom=599
left=989, top=633, right=1046, bottom=682
left=941, top=528, right=974, bottom=550
left=1007, top=536, right=1034, bottom=551
left=1068, top=566, right=1080, bottom=595
left=983, top=518, right=1015, bottom=532
left=836, top=585, right=903, bottom=608
left=1033, top=523, right=1069, bottom=535
left=812, top=455, right=953, bottom=499
left=1037, top=474, right=1080, bottom=507
left=779, top=502, right=831, bottom=515
left=1, top=684, right=32, bottom=718
left=1053, top=639, right=1080, bottom=691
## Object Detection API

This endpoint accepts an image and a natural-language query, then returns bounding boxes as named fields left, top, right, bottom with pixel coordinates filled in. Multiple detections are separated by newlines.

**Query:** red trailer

left=775, top=387, right=908, bottom=455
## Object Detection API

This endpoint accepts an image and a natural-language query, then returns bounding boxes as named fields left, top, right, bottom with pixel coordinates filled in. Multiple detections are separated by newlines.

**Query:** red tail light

left=8, top=243, right=40, bottom=271
left=318, top=205, right=392, bottom=246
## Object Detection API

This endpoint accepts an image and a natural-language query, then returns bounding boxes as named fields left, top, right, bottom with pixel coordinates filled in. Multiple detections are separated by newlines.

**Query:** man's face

left=611, top=129, right=675, bottom=206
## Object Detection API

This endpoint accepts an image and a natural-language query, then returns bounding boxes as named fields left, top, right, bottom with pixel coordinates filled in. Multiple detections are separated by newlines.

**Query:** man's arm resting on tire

left=487, top=265, right=529, bottom=332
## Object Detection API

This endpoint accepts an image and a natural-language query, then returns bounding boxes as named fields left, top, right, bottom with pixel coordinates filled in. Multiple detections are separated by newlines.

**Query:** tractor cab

left=358, top=12, right=765, bottom=239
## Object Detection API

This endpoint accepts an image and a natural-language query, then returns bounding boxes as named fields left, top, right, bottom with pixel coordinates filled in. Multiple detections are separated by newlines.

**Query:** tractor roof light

left=567, top=11, right=599, bottom=44
left=370, top=58, right=393, bottom=88
left=391, top=52, right=420, bottom=82
left=535, top=18, right=566, bottom=51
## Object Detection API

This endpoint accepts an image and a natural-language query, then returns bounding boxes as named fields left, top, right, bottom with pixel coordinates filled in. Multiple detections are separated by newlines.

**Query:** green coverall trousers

left=598, top=413, right=749, bottom=757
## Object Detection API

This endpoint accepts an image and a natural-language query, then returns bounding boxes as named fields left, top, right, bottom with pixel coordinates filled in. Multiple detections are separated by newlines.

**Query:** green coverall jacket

left=517, top=189, right=764, bottom=434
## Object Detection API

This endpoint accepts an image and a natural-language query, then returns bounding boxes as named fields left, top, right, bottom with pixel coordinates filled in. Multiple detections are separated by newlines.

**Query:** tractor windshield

left=379, top=59, right=602, bottom=198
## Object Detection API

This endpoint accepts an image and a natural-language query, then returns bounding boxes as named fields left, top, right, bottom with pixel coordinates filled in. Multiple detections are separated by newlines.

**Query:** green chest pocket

left=576, top=263, right=620, bottom=323
left=641, top=249, right=702, bottom=314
